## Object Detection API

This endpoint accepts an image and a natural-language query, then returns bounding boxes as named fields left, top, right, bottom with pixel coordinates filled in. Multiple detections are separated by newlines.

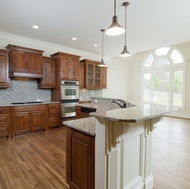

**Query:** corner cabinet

left=6, top=44, right=44, bottom=78
left=0, top=49, right=10, bottom=88
left=38, top=57, right=55, bottom=89
left=80, top=59, right=107, bottom=89
left=66, top=127, right=95, bottom=189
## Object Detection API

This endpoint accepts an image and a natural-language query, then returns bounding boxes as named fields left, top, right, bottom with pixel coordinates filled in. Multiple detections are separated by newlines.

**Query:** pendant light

left=98, top=29, right=107, bottom=67
left=120, top=2, right=131, bottom=57
left=106, top=0, right=125, bottom=36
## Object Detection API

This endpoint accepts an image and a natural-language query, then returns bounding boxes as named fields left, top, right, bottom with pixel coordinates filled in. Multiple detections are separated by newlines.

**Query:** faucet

left=112, top=99, right=126, bottom=108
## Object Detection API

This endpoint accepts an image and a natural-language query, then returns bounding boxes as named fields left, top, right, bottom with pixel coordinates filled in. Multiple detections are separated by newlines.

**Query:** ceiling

left=0, top=0, right=190, bottom=58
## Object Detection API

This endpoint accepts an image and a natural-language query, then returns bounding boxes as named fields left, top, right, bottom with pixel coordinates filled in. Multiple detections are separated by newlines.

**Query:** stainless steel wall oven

left=60, top=80, right=79, bottom=118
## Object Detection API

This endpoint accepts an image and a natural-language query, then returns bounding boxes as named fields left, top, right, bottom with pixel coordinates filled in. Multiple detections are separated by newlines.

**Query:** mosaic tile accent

left=0, top=78, right=51, bottom=103
left=79, top=89, right=102, bottom=101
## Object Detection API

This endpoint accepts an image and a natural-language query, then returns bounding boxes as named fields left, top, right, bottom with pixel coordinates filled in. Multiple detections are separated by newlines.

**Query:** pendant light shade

left=120, top=2, right=131, bottom=57
left=106, top=0, right=125, bottom=36
left=98, top=29, right=107, bottom=67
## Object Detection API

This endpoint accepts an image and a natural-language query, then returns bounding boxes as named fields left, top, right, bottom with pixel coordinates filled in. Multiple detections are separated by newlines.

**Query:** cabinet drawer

left=0, top=114, right=10, bottom=124
left=0, top=107, right=10, bottom=114
left=0, top=126, right=7, bottom=134
left=49, top=108, right=60, bottom=117
left=49, top=117, right=60, bottom=127
left=14, top=104, right=46, bottom=112
left=49, top=103, right=60, bottom=109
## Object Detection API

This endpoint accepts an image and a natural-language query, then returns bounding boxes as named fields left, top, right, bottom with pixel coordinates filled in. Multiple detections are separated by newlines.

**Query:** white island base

left=95, top=116, right=162, bottom=189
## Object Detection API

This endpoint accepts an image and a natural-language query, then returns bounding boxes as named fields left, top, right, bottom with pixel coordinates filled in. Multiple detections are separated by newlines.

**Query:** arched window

left=142, top=47, right=185, bottom=110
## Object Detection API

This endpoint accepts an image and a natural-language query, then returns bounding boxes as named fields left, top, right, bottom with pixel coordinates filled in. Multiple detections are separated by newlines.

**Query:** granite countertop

left=63, top=117, right=95, bottom=136
left=77, top=103, right=121, bottom=111
left=90, top=103, right=170, bottom=123
left=0, top=101, right=60, bottom=107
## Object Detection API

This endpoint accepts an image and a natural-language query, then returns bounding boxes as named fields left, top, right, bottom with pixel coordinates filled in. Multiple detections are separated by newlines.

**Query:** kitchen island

left=63, top=102, right=169, bottom=189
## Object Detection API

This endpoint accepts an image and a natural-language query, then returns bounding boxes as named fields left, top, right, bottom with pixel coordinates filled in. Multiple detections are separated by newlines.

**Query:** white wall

left=102, top=57, right=129, bottom=99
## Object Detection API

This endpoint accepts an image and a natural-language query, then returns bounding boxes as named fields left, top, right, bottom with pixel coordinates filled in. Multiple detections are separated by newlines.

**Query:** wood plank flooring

left=152, top=117, right=190, bottom=189
left=0, top=116, right=189, bottom=189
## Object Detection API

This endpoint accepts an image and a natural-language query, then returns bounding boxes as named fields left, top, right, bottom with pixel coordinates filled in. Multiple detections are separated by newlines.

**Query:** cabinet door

left=100, top=67, right=107, bottom=88
left=0, top=50, right=10, bottom=88
left=13, top=112, right=30, bottom=135
left=86, top=63, right=94, bottom=88
left=0, top=107, right=11, bottom=138
left=60, top=57, right=69, bottom=80
left=12, top=50, right=28, bottom=72
left=66, top=128, right=95, bottom=189
left=94, top=64, right=101, bottom=88
left=39, top=57, right=55, bottom=89
left=48, top=103, right=61, bottom=128
left=69, top=58, right=79, bottom=81
left=79, top=63, right=84, bottom=89
left=28, top=54, right=43, bottom=74
left=30, top=109, right=47, bottom=131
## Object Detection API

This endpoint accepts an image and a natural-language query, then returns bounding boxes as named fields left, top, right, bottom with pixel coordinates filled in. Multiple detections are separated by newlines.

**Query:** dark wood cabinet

left=51, top=52, right=80, bottom=81
left=48, top=103, right=61, bottom=128
left=6, top=44, right=44, bottom=78
left=80, top=59, right=107, bottom=89
left=79, top=62, right=85, bottom=89
left=0, top=49, right=10, bottom=88
left=12, top=105, right=48, bottom=137
left=50, top=52, right=80, bottom=101
left=39, top=57, right=55, bottom=89
left=0, top=107, right=11, bottom=139
left=100, top=67, right=107, bottom=88
left=66, top=127, right=95, bottom=189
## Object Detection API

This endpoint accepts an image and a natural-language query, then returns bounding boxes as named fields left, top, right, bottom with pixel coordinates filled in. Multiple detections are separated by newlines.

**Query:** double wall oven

left=61, top=80, right=79, bottom=118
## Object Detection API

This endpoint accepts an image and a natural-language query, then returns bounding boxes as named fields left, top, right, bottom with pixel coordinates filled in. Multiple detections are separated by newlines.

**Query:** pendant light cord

left=114, top=0, right=116, bottom=16
left=124, top=3, right=127, bottom=46
left=101, top=29, right=104, bottom=60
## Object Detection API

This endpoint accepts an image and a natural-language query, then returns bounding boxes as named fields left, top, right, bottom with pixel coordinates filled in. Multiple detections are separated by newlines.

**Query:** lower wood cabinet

left=48, top=103, right=61, bottom=128
left=66, top=127, right=95, bottom=189
left=0, top=107, right=11, bottom=138
left=12, top=105, right=48, bottom=137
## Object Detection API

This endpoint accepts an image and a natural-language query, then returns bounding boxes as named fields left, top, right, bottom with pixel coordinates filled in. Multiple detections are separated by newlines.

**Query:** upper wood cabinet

left=80, top=59, right=107, bottom=89
left=0, top=49, right=10, bottom=88
left=79, top=62, right=85, bottom=89
left=50, top=52, right=80, bottom=81
left=100, top=67, right=107, bottom=89
left=39, top=57, right=55, bottom=89
left=6, top=44, right=44, bottom=78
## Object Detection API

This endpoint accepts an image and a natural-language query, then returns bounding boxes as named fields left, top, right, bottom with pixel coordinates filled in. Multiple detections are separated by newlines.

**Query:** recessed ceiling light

left=72, top=37, right=77, bottom=40
left=33, top=25, right=39, bottom=29
left=94, top=44, right=98, bottom=47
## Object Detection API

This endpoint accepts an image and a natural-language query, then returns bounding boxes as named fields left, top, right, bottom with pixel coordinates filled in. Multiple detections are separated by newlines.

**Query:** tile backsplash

left=0, top=78, right=51, bottom=103
left=79, top=89, right=102, bottom=101
left=0, top=79, right=102, bottom=103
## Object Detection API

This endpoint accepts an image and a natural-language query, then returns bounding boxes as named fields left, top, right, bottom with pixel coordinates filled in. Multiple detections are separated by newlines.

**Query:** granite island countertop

left=63, top=103, right=170, bottom=135
left=90, top=103, right=170, bottom=123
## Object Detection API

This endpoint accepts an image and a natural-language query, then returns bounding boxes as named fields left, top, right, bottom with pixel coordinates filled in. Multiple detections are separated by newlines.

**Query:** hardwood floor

left=152, top=116, right=190, bottom=189
left=0, top=127, right=69, bottom=189
left=0, top=117, right=189, bottom=189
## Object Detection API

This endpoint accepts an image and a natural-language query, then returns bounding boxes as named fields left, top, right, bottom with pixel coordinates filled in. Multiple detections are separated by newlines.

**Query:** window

left=142, top=47, right=185, bottom=110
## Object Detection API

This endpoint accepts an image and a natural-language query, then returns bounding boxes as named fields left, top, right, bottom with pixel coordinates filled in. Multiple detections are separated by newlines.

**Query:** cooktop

left=11, top=102, right=43, bottom=105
